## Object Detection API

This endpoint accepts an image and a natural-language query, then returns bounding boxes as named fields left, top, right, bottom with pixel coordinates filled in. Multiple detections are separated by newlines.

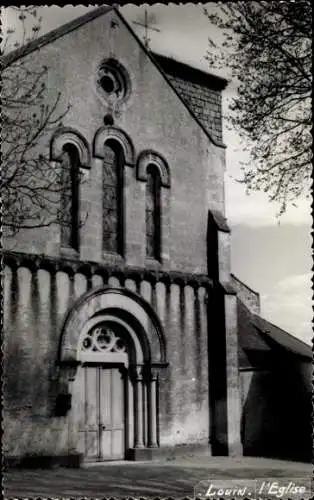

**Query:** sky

left=2, top=4, right=312, bottom=345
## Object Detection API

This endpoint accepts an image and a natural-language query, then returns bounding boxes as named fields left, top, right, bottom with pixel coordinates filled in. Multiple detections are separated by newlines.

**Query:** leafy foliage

left=1, top=7, right=71, bottom=234
left=204, top=1, right=312, bottom=214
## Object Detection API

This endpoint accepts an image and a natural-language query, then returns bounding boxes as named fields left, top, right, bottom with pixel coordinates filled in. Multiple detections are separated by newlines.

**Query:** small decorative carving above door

left=80, top=324, right=127, bottom=354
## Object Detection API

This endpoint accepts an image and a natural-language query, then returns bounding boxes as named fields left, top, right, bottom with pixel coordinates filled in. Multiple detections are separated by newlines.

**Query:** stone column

left=134, top=366, right=144, bottom=448
left=148, top=368, right=159, bottom=448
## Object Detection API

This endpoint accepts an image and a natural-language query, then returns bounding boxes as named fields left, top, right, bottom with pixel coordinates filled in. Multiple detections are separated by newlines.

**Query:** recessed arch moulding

left=57, top=286, right=167, bottom=383
left=50, top=127, right=91, bottom=168
left=93, top=125, right=135, bottom=166
left=136, top=150, right=171, bottom=188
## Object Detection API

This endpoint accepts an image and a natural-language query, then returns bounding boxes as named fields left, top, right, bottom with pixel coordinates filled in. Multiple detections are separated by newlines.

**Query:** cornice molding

left=2, top=250, right=212, bottom=289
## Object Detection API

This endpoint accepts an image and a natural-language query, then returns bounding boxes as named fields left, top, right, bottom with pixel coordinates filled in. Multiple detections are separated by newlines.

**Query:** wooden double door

left=76, top=364, right=126, bottom=461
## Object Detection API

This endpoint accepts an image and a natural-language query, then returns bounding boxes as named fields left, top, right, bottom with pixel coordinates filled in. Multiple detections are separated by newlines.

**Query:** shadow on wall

left=241, top=364, right=312, bottom=462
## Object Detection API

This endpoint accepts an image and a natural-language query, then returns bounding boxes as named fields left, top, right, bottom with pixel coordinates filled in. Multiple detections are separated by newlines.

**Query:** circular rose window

left=96, top=58, right=131, bottom=105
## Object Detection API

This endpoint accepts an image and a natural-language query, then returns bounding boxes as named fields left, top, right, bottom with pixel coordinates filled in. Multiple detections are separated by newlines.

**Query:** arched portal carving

left=77, top=313, right=143, bottom=367
left=57, top=286, right=167, bottom=458
left=58, top=286, right=166, bottom=367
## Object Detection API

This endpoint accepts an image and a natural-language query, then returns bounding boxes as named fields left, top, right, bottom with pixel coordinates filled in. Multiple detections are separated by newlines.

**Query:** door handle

left=102, top=425, right=106, bottom=430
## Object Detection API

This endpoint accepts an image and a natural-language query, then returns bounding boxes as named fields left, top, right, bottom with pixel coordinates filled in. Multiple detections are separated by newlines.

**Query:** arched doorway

left=58, top=286, right=167, bottom=462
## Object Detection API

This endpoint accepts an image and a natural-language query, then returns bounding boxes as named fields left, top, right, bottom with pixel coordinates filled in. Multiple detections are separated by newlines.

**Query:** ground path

left=4, top=456, right=311, bottom=498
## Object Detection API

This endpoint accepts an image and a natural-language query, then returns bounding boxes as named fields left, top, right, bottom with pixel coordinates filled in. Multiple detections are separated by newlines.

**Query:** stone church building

left=3, top=6, right=311, bottom=465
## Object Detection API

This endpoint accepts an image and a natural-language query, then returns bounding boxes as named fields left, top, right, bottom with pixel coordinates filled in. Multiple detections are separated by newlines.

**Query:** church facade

left=3, top=6, right=311, bottom=465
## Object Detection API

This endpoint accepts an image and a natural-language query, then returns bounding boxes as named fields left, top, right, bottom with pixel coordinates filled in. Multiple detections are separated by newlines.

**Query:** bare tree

left=204, top=1, right=312, bottom=214
left=1, top=7, right=71, bottom=235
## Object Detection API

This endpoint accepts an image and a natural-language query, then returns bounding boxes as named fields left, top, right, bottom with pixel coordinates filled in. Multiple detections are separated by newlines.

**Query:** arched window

left=102, top=141, right=124, bottom=255
left=146, top=165, right=161, bottom=260
left=60, top=144, right=80, bottom=251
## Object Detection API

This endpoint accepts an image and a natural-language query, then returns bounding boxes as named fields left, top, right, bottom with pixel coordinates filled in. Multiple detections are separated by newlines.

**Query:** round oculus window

left=96, top=59, right=130, bottom=103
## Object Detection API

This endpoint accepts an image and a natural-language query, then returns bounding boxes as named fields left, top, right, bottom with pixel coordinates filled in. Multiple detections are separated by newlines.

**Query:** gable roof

left=152, top=53, right=228, bottom=91
left=1, top=6, right=226, bottom=148
left=152, top=53, right=228, bottom=144
left=253, top=314, right=312, bottom=360
left=1, top=6, right=113, bottom=69
left=237, top=299, right=312, bottom=368
left=149, top=51, right=226, bottom=147
left=238, top=300, right=312, bottom=372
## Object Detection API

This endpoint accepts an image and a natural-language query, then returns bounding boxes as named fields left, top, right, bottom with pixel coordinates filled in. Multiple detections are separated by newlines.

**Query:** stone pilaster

left=207, top=209, right=242, bottom=456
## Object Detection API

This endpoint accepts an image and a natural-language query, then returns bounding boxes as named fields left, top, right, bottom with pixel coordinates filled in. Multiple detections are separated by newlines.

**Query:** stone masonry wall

left=3, top=9, right=226, bottom=275
left=3, top=259, right=212, bottom=457
left=231, top=274, right=260, bottom=315
left=3, top=8, right=227, bottom=459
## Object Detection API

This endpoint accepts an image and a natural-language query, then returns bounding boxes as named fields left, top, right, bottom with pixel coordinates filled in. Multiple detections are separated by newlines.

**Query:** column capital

left=134, top=365, right=145, bottom=382
left=150, top=367, right=159, bottom=381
